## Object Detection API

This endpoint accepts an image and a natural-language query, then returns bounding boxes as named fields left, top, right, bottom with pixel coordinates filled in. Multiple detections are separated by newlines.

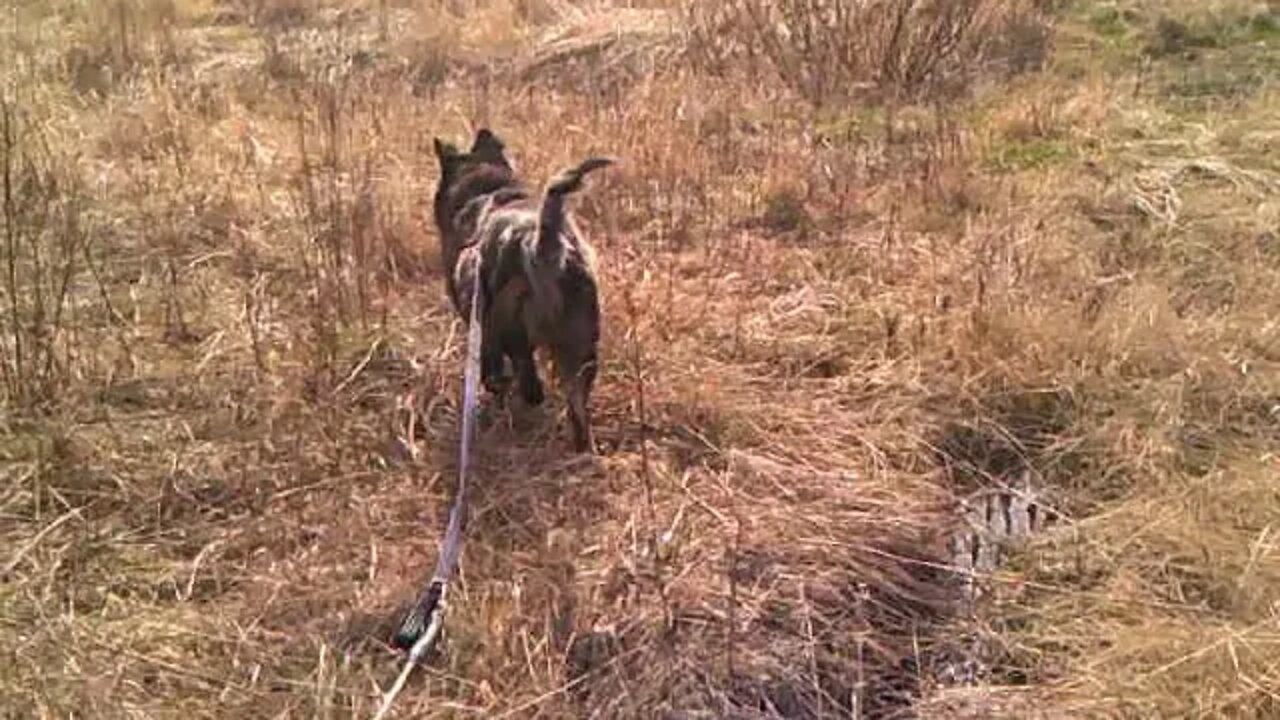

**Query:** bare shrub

left=58, top=1, right=191, bottom=97
left=687, top=0, right=1054, bottom=105
left=229, top=0, right=320, bottom=29
left=287, top=79, right=417, bottom=388
left=0, top=100, right=94, bottom=409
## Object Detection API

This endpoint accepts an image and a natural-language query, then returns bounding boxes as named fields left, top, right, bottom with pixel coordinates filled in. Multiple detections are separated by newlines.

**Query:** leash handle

left=374, top=581, right=446, bottom=720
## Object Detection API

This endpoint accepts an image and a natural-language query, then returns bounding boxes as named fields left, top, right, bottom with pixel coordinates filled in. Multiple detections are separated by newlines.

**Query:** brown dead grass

left=2, top=0, right=1279, bottom=718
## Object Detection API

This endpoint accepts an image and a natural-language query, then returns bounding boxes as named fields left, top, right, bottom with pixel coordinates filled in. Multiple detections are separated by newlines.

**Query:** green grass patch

left=813, top=106, right=889, bottom=146
left=1147, top=10, right=1280, bottom=57
left=986, top=137, right=1074, bottom=172
left=1088, top=4, right=1137, bottom=40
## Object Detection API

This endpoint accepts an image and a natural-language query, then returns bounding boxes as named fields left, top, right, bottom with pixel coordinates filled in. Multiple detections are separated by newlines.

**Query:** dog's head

left=432, top=129, right=522, bottom=262
left=433, top=128, right=513, bottom=198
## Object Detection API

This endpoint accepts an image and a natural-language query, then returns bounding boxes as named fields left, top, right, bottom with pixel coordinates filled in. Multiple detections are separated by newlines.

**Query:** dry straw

left=3, top=1, right=1279, bottom=718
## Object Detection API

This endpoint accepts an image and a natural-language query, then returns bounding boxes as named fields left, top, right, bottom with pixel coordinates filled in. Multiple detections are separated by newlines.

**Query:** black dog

left=432, top=128, right=613, bottom=453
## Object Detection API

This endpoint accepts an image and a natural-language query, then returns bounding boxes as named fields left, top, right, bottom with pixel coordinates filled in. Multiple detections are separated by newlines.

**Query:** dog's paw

left=520, top=380, right=545, bottom=407
left=476, top=398, right=502, bottom=428
left=482, top=374, right=511, bottom=392
left=573, top=435, right=597, bottom=456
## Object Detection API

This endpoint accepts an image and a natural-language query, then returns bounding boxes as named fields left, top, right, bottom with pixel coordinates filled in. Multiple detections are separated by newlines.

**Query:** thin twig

left=331, top=337, right=384, bottom=397
left=269, top=471, right=376, bottom=504
left=489, top=644, right=647, bottom=720
left=2, top=507, right=81, bottom=577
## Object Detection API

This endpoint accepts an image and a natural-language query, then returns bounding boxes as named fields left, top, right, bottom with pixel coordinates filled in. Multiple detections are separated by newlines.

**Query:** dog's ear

left=470, top=128, right=507, bottom=163
left=433, top=138, right=460, bottom=164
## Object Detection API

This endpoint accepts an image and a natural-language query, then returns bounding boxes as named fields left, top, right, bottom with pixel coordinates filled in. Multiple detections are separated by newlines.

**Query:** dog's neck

left=441, top=166, right=531, bottom=244
left=438, top=165, right=527, bottom=231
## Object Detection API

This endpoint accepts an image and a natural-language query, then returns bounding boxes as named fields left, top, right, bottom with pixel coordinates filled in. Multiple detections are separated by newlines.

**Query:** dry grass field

left=2, top=0, right=1279, bottom=717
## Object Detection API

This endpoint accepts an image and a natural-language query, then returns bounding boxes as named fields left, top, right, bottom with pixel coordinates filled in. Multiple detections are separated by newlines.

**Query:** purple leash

left=376, top=284, right=483, bottom=719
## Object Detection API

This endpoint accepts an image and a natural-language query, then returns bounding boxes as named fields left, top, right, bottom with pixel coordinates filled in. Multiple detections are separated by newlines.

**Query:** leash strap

left=441, top=276, right=483, bottom=583
left=380, top=280, right=483, bottom=718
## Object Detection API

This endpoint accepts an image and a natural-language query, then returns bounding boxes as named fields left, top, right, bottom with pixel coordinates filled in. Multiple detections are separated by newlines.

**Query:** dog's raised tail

left=537, top=157, right=615, bottom=261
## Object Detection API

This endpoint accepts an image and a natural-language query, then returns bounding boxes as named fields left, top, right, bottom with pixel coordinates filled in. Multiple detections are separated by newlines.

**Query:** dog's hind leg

left=556, top=346, right=597, bottom=454
left=505, top=329, right=545, bottom=407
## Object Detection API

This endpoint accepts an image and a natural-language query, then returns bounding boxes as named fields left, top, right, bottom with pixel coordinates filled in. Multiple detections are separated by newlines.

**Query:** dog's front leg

left=506, top=330, right=545, bottom=407
left=480, top=324, right=510, bottom=399
left=481, top=341, right=502, bottom=387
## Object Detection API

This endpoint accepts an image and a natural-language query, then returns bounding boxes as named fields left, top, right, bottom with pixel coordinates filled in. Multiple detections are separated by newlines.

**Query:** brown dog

left=432, top=128, right=612, bottom=453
